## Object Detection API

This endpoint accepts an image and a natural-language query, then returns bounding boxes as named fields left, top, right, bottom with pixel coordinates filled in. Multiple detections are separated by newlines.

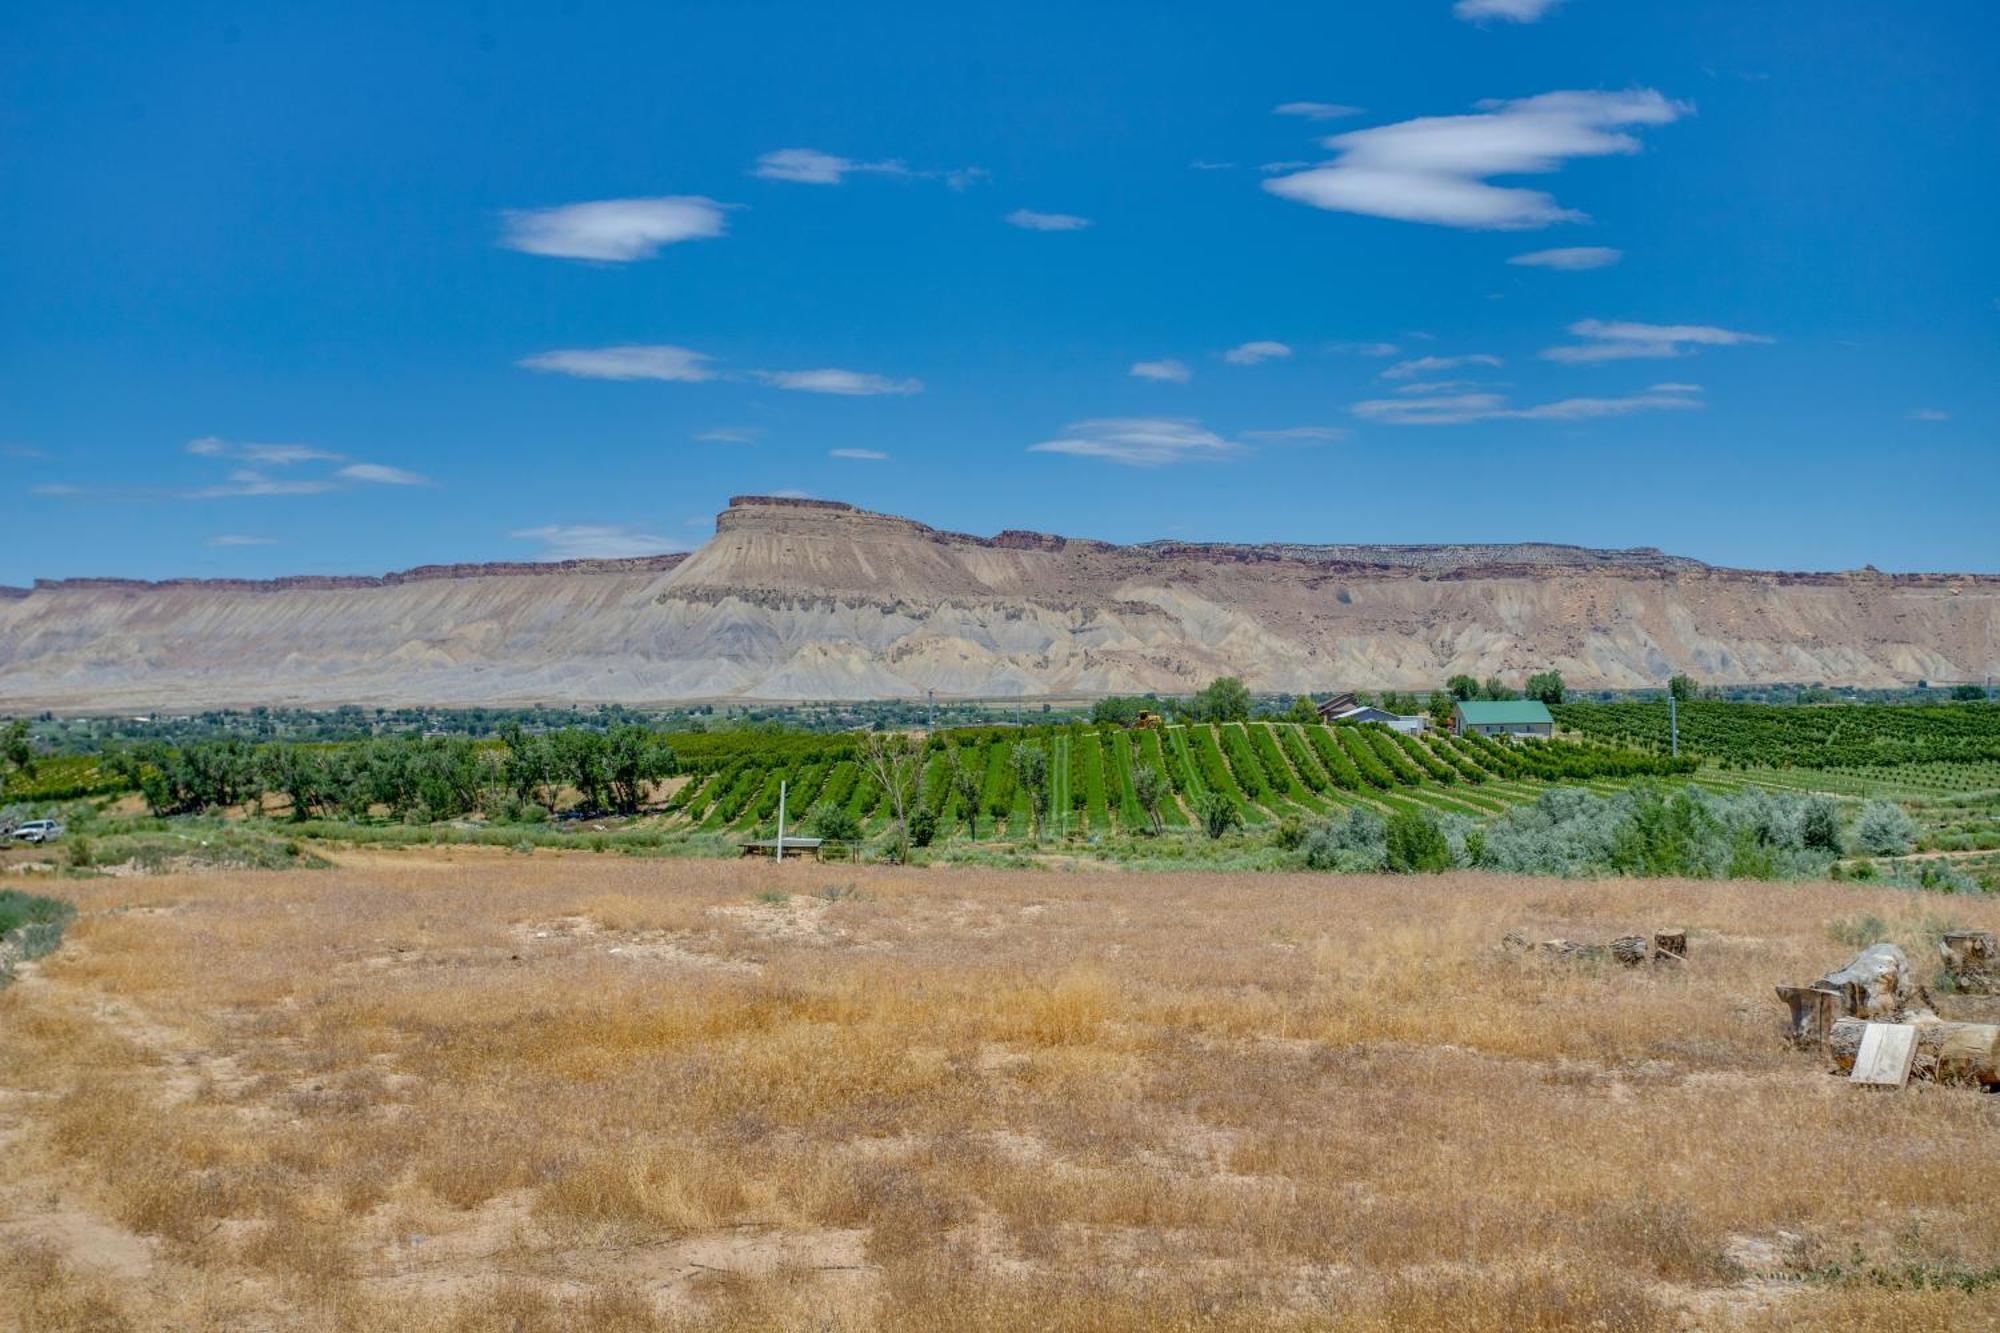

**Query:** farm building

left=1453, top=700, right=1554, bottom=738
left=1317, top=693, right=1428, bottom=735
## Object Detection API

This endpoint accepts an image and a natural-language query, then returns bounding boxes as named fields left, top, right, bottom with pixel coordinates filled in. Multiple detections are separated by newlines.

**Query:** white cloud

left=770, top=487, right=815, bottom=500
left=1129, top=359, right=1192, bottom=383
left=1264, top=89, right=1690, bottom=230
left=752, top=148, right=903, bottom=184
left=1908, top=408, right=1950, bottom=422
left=1352, top=387, right=1703, bottom=426
left=829, top=447, right=889, bottom=460
left=1650, top=382, right=1703, bottom=393
left=518, top=345, right=718, bottom=382
left=1006, top=208, right=1092, bottom=231
left=695, top=427, right=760, bottom=444
left=1274, top=101, right=1362, bottom=121
left=755, top=368, right=922, bottom=396
left=1188, top=159, right=1238, bottom=171
left=1509, top=245, right=1622, bottom=270
left=1029, top=417, right=1247, bottom=468
left=1381, top=353, right=1503, bottom=379
left=509, top=524, right=689, bottom=561
left=30, top=483, right=81, bottom=496
left=184, top=470, right=339, bottom=498
left=1222, top=340, right=1293, bottom=366
left=185, top=436, right=228, bottom=456
left=1392, top=378, right=1495, bottom=395
left=752, top=148, right=984, bottom=188
left=1540, top=319, right=1773, bottom=363
left=499, top=197, right=727, bottom=262
left=1241, top=426, right=1347, bottom=443
left=239, top=443, right=343, bottom=465
left=336, top=463, right=430, bottom=486
left=1454, top=0, right=1564, bottom=21
left=205, top=534, right=276, bottom=547
left=1327, top=340, right=1400, bottom=358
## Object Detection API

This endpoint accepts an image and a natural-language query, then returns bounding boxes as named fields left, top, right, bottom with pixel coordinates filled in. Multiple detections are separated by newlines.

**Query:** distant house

left=1317, top=692, right=1428, bottom=735
left=1453, top=700, right=1554, bottom=738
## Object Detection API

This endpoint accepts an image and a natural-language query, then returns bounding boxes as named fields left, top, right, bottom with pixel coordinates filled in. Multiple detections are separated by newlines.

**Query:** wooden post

left=775, top=780, right=787, bottom=864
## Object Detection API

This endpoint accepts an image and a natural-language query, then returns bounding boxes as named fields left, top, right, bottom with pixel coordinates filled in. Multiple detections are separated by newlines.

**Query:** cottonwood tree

left=2, top=720, right=35, bottom=786
left=859, top=731, right=925, bottom=861
left=1525, top=671, right=1566, bottom=706
left=947, top=748, right=984, bottom=838
left=1192, top=676, right=1252, bottom=723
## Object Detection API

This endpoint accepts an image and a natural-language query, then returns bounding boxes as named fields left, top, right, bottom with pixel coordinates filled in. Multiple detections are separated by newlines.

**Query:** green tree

left=1524, top=671, right=1566, bottom=706
left=1951, top=683, right=1988, bottom=702
left=1, top=720, right=35, bottom=786
left=1668, top=674, right=1697, bottom=702
left=1384, top=809, right=1453, bottom=873
left=1286, top=696, right=1321, bottom=726
left=1010, top=742, right=1050, bottom=843
left=1090, top=696, right=1148, bottom=726
left=1481, top=678, right=1518, bottom=701
left=1446, top=675, right=1480, bottom=701
left=859, top=731, right=925, bottom=862
left=1428, top=691, right=1458, bottom=731
left=1854, top=800, right=1915, bottom=856
left=1196, top=789, right=1243, bottom=840
left=1132, top=763, right=1166, bottom=835
left=809, top=802, right=862, bottom=844
left=1192, top=676, right=1253, bottom=723
left=948, top=749, right=985, bottom=838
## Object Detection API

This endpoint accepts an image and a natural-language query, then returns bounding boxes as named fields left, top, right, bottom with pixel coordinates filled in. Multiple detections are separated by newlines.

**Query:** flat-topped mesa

left=12, top=554, right=688, bottom=597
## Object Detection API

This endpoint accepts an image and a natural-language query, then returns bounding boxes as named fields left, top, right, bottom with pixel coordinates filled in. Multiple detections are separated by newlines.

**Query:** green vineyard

left=663, top=721, right=1696, bottom=841
left=1554, top=700, right=2000, bottom=770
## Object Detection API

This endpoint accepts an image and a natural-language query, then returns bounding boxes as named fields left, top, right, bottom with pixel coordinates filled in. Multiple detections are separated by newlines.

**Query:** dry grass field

left=3, top=849, right=1998, bottom=1331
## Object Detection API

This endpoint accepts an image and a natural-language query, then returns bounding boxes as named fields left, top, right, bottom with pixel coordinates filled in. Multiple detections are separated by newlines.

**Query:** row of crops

left=665, top=722, right=1696, bottom=840
left=1553, top=700, right=2000, bottom=770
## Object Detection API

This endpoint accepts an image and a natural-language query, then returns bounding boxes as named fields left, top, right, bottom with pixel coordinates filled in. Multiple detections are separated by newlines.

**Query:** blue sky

left=3, top=0, right=1995, bottom=583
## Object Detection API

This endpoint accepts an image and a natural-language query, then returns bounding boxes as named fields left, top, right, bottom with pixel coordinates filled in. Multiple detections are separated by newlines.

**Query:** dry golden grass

left=3, top=848, right=1998, bottom=1330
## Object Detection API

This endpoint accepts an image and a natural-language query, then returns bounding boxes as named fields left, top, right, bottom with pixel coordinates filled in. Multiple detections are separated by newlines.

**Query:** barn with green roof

left=1452, top=699, right=1554, bottom=739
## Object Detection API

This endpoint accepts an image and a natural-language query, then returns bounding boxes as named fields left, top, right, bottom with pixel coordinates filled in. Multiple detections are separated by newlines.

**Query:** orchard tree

left=948, top=748, right=984, bottom=838
left=1131, top=763, right=1167, bottom=835
left=1286, top=696, right=1321, bottom=726
left=1669, top=674, right=1697, bottom=703
left=1196, top=789, right=1243, bottom=840
left=859, top=731, right=925, bottom=862
left=1192, top=676, right=1252, bottom=723
left=1010, top=742, right=1050, bottom=843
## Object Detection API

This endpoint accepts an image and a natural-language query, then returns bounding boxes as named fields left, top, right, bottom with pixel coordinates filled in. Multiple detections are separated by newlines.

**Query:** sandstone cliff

left=1, top=496, right=1994, bottom=709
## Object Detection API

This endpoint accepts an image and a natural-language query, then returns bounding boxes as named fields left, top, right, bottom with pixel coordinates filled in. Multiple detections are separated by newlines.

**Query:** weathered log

left=1940, top=931, right=1998, bottom=992
left=1813, top=942, right=1933, bottom=1022
left=1775, top=984, right=1842, bottom=1049
left=1610, top=935, right=1649, bottom=967
left=1652, top=930, right=1687, bottom=961
left=1828, top=1018, right=2000, bottom=1086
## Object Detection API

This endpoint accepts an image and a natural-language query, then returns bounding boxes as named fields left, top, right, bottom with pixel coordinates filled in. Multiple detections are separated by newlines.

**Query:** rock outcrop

left=1, top=497, right=1995, bottom=708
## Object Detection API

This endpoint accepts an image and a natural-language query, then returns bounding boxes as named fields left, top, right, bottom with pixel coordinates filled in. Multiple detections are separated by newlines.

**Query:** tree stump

left=1652, top=930, right=1687, bottom=961
left=1828, top=1018, right=2000, bottom=1086
left=1940, top=931, right=1997, bottom=993
left=1776, top=985, right=1842, bottom=1049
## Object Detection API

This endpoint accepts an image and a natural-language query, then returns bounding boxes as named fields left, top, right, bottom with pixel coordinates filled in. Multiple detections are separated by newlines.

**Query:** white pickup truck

left=8, top=819, right=64, bottom=844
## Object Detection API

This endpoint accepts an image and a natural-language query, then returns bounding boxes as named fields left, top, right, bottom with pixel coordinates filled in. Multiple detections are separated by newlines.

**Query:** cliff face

left=1, top=496, right=1995, bottom=709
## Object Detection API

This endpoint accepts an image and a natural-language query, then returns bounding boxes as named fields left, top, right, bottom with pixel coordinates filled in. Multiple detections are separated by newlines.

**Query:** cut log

left=1828, top=1018, right=2000, bottom=1086
left=1813, top=942, right=1934, bottom=1022
left=1652, top=930, right=1687, bottom=961
left=1610, top=935, right=1649, bottom=967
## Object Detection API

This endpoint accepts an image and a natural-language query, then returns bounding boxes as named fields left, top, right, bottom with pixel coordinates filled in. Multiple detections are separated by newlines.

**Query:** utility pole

left=927, top=689, right=935, bottom=731
left=774, top=779, right=787, bottom=863
left=1668, top=683, right=1678, bottom=758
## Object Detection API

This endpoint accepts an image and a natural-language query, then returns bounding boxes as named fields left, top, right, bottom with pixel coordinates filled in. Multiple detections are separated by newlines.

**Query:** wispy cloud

left=518, top=345, right=718, bottom=382
left=186, top=436, right=229, bottom=456
left=1274, top=101, right=1363, bottom=121
left=754, top=368, right=922, bottom=396
left=1129, top=359, right=1192, bottom=384
left=2, top=445, right=48, bottom=460
left=184, top=469, right=340, bottom=498
left=1539, top=319, right=1773, bottom=363
left=1907, top=407, right=1950, bottom=422
left=1327, top=340, right=1401, bottom=358
left=1381, top=353, right=1503, bottom=380
left=240, top=443, right=343, bottom=465
left=1265, top=89, right=1689, bottom=229
left=1029, top=417, right=1247, bottom=468
left=30, top=483, right=81, bottom=496
left=1241, top=426, right=1347, bottom=443
left=499, top=197, right=728, bottom=262
left=695, top=427, right=760, bottom=444
left=509, top=524, right=689, bottom=561
left=337, top=463, right=430, bottom=486
left=1353, top=387, right=1702, bottom=425
left=829, top=448, right=889, bottom=460
left=1188, top=159, right=1238, bottom=171
left=752, top=148, right=983, bottom=189
left=1455, top=0, right=1565, bottom=21
left=1006, top=208, right=1091, bottom=231
left=1222, top=340, right=1293, bottom=366
left=205, top=534, right=276, bottom=547
left=1509, top=245, right=1622, bottom=270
